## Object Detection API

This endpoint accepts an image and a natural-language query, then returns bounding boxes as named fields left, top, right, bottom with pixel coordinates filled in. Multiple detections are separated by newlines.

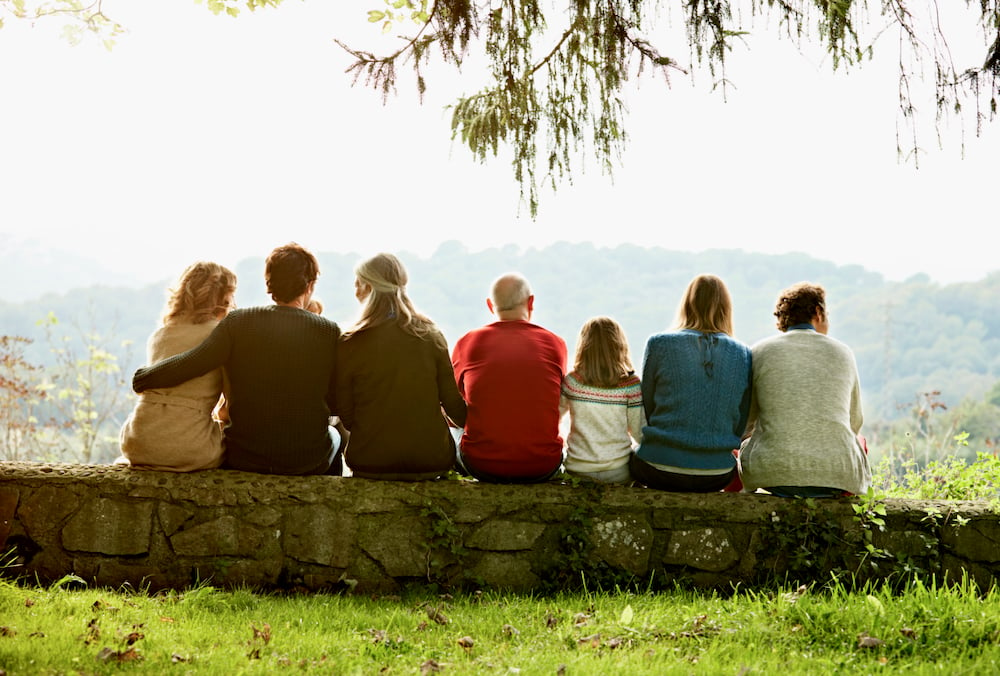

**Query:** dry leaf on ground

left=858, top=632, right=885, bottom=649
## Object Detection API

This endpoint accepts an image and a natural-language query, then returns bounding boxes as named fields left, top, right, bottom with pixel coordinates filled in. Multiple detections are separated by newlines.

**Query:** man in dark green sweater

left=132, top=243, right=343, bottom=475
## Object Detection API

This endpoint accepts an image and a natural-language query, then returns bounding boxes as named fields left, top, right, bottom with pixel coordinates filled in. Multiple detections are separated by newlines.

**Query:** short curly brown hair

left=773, top=282, right=826, bottom=332
left=265, top=243, right=319, bottom=303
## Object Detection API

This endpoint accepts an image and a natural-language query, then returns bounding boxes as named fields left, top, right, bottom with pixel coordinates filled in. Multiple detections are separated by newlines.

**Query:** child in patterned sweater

left=559, top=317, right=646, bottom=483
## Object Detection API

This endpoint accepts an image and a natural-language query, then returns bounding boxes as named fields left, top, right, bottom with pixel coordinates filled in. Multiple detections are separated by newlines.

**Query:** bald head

left=488, top=273, right=533, bottom=321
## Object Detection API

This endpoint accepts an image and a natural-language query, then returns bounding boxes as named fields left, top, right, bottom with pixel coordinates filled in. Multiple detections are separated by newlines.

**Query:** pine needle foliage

left=6, top=0, right=1000, bottom=214
left=332, top=0, right=1000, bottom=215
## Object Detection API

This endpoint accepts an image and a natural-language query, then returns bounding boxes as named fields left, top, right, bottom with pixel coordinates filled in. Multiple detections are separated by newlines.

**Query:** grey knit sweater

left=738, top=328, right=871, bottom=495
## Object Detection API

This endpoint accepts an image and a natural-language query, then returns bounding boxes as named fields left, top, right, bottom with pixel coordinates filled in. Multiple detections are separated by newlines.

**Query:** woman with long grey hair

left=336, top=253, right=467, bottom=480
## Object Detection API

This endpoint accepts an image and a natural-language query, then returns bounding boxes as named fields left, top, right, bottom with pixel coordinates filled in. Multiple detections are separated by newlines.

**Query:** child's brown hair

left=573, top=316, right=634, bottom=388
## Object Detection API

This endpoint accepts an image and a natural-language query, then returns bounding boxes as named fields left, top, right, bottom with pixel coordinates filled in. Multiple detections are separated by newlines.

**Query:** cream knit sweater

left=120, top=321, right=225, bottom=472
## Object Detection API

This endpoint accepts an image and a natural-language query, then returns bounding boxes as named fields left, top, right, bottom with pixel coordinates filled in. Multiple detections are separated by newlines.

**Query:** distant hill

left=3, top=241, right=1000, bottom=436
left=0, top=234, right=142, bottom=301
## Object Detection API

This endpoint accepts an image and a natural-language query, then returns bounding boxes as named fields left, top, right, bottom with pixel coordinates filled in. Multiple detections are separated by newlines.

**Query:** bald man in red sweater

left=451, top=273, right=567, bottom=483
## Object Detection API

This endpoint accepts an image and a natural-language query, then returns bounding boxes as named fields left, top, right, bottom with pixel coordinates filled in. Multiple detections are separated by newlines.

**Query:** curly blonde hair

left=162, top=262, right=237, bottom=325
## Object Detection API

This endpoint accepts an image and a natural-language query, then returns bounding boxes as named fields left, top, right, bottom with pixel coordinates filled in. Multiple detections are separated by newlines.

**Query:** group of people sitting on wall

left=122, top=243, right=872, bottom=498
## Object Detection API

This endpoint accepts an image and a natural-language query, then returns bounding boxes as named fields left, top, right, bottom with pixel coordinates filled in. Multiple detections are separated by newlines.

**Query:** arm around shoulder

left=133, top=317, right=232, bottom=392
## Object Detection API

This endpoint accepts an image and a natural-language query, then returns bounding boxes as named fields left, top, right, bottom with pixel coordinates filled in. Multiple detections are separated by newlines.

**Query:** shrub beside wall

left=0, top=462, right=997, bottom=593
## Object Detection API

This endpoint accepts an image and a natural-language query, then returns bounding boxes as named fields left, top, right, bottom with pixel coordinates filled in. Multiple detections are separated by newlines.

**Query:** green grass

left=1, top=576, right=998, bottom=674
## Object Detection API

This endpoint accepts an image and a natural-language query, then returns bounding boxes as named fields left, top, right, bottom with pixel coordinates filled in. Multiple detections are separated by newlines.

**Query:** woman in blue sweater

left=630, top=274, right=752, bottom=492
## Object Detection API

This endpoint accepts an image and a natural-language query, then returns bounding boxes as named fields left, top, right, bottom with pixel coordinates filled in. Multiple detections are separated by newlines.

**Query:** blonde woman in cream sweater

left=119, top=262, right=236, bottom=471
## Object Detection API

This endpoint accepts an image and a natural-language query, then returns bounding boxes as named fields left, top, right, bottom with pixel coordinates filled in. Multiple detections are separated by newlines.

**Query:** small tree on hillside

left=37, top=312, right=134, bottom=464
left=0, top=335, right=61, bottom=461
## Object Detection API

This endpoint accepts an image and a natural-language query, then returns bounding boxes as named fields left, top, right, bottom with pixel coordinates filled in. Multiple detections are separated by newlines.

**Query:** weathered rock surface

left=0, top=462, right=996, bottom=592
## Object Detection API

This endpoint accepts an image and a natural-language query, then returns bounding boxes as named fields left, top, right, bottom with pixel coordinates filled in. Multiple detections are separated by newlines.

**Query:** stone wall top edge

left=1, top=463, right=996, bottom=516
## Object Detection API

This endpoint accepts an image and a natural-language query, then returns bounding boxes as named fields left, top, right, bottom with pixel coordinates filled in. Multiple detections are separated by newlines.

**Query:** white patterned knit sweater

left=559, top=372, right=646, bottom=473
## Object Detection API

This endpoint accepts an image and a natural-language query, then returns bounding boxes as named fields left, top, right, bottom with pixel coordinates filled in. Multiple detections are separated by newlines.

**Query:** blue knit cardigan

left=635, top=329, right=752, bottom=471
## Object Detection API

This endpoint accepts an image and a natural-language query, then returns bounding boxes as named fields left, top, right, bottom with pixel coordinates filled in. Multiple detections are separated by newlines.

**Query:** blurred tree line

left=2, top=243, right=999, bottom=464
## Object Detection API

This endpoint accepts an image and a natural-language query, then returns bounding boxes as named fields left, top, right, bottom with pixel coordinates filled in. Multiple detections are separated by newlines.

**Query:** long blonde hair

left=162, top=262, right=237, bottom=326
left=343, top=253, right=445, bottom=349
left=675, top=274, right=734, bottom=336
left=573, top=316, right=634, bottom=388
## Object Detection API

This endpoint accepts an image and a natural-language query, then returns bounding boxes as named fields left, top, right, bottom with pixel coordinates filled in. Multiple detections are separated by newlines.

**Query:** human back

left=639, top=330, right=751, bottom=459
left=560, top=316, right=644, bottom=483
left=218, top=305, right=340, bottom=473
left=132, top=243, right=343, bottom=476
left=336, top=252, right=466, bottom=480
left=120, top=261, right=236, bottom=472
left=452, top=273, right=567, bottom=482
left=631, top=274, right=752, bottom=492
left=738, top=281, right=870, bottom=496
left=748, top=330, right=860, bottom=452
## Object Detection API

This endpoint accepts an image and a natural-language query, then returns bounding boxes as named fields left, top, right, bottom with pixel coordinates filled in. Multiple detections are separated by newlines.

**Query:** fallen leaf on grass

left=0, top=627, right=15, bottom=637
left=427, top=606, right=450, bottom=625
left=556, top=665, right=567, bottom=676
left=900, top=627, right=917, bottom=639
left=83, top=618, right=100, bottom=645
left=24, top=598, right=34, bottom=607
left=857, top=632, right=885, bottom=649
left=416, top=621, right=430, bottom=631
left=171, top=654, right=189, bottom=663
left=573, top=613, right=591, bottom=626
left=28, top=632, right=45, bottom=638
left=605, top=637, right=625, bottom=649
left=501, top=624, right=520, bottom=638
left=577, top=633, right=602, bottom=648
left=457, top=635, right=475, bottom=651
left=420, top=658, right=443, bottom=673
left=545, top=613, right=560, bottom=629
left=159, top=616, right=176, bottom=623
left=124, top=630, right=144, bottom=646
left=92, top=600, right=118, bottom=613
left=251, top=623, right=272, bottom=644
left=96, top=647, right=142, bottom=663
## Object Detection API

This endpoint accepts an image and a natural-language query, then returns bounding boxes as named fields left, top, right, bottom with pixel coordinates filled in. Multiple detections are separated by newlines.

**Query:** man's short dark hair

left=265, top=243, right=319, bottom=303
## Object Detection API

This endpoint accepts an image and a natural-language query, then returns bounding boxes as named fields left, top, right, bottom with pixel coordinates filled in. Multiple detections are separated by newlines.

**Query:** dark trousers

left=629, top=454, right=736, bottom=493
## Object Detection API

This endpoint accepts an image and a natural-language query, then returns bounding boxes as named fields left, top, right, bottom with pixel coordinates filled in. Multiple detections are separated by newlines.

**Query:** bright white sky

left=2, top=1, right=997, bottom=286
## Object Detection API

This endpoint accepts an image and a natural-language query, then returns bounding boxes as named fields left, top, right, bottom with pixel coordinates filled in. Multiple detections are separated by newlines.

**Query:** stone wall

left=1, top=462, right=998, bottom=593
